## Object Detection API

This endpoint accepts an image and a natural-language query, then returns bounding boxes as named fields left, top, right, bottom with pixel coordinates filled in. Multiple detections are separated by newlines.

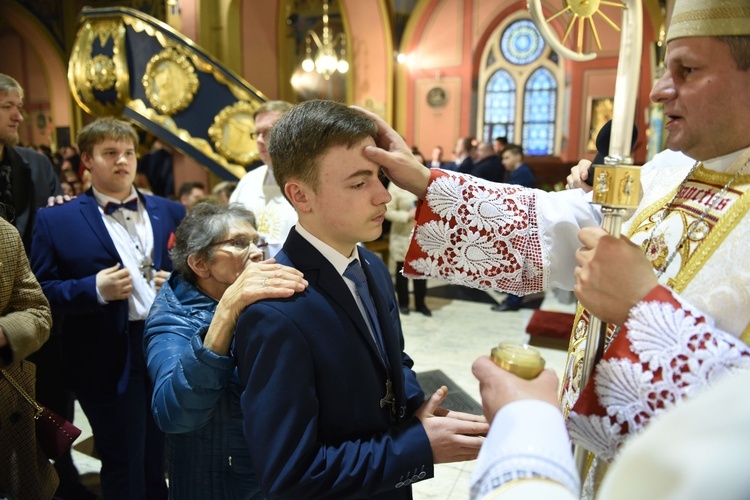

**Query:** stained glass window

left=522, top=67, right=557, bottom=155
left=480, top=15, right=560, bottom=156
left=483, top=69, right=516, bottom=143
left=501, top=19, right=545, bottom=66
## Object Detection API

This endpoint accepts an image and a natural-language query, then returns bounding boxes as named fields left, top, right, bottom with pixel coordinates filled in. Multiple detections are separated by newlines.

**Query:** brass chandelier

left=301, top=0, right=349, bottom=80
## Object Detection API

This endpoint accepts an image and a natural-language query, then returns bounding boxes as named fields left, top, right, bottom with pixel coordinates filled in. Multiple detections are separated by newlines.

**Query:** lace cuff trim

left=404, top=170, right=546, bottom=294
left=470, top=452, right=580, bottom=499
left=568, top=285, right=750, bottom=462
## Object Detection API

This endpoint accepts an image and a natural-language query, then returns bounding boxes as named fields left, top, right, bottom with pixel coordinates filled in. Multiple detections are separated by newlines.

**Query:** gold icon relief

left=593, top=170, right=610, bottom=204
left=208, top=101, right=261, bottom=165
left=593, top=165, right=641, bottom=208
left=142, top=46, right=199, bottom=115
left=68, top=19, right=129, bottom=116
left=86, top=54, right=117, bottom=91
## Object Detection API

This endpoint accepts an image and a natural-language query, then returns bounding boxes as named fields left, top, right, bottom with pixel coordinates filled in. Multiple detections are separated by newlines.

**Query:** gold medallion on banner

left=208, top=101, right=261, bottom=165
left=86, top=55, right=117, bottom=91
left=142, top=46, right=199, bottom=115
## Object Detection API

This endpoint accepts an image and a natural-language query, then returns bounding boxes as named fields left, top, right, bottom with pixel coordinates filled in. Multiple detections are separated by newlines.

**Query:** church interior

left=1, top=0, right=674, bottom=498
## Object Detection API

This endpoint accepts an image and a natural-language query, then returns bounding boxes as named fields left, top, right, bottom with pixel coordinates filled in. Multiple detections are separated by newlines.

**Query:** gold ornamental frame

left=68, top=18, right=130, bottom=116
left=142, top=45, right=200, bottom=115
left=86, top=54, right=117, bottom=91
left=208, top=101, right=261, bottom=165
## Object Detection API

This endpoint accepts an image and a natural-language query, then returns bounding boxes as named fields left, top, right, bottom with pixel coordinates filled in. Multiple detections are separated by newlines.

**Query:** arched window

left=483, top=70, right=515, bottom=146
left=478, top=15, right=563, bottom=156
left=523, top=67, right=557, bottom=155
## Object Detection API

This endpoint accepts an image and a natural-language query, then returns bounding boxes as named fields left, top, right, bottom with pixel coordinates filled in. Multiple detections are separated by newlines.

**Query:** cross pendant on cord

left=380, top=378, right=396, bottom=416
left=140, top=257, right=154, bottom=283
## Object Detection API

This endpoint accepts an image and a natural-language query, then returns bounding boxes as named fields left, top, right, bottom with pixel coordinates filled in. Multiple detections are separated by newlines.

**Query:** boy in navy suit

left=31, top=118, right=185, bottom=499
left=234, top=100, right=488, bottom=499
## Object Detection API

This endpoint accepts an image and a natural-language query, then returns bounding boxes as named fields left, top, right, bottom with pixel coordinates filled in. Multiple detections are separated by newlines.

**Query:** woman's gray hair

left=170, top=201, right=256, bottom=283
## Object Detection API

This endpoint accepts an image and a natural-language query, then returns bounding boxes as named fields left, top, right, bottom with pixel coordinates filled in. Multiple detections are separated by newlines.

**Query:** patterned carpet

left=415, top=369, right=483, bottom=415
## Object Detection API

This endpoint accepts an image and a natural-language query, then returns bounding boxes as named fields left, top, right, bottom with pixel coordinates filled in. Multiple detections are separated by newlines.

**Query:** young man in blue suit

left=234, top=100, right=488, bottom=499
left=31, top=118, right=185, bottom=499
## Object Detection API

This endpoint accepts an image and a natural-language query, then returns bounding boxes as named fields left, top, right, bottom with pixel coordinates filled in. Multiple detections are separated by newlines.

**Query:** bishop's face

left=650, top=37, right=750, bottom=161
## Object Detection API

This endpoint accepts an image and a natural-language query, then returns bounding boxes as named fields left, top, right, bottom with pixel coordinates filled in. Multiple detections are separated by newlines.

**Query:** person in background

left=211, top=181, right=237, bottom=206
left=0, top=215, right=56, bottom=499
left=428, top=145, right=447, bottom=169
left=410, top=146, right=426, bottom=165
left=0, top=74, right=64, bottom=253
left=386, top=179, right=431, bottom=316
left=59, top=180, right=74, bottom=198
left=446, top=136, right=474, bottom=174
left=229, top=100, right=298, bottom=258
left=491, top=143, right=536, bottom=312
left=178, top=181, right=206, bottom=211
left=60, top=158, right=76, bottom=173
left=500, top=144, right=535, bottom=188
left=58, top=145, right=82, bottom=185
left=31, top=117, right=185, bottom=500
left=492, top=136, right=508, bottom=155
left=144, top=202, right=306, bottom=499
left=472, top=141, right=505, bottom=183
left=139, top=139, right=175, bottom=199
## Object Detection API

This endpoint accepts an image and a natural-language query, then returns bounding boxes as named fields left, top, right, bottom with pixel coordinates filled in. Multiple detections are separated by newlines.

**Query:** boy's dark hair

left=503, top=144, right=524, bottom=158
left=77, top=117, right=139, bottom=156
left=267, top=100, right=377, bottom=197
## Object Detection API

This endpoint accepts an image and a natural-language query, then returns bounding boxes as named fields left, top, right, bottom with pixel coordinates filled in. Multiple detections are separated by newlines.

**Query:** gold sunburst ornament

left=544, top=0, right=626, bottom=54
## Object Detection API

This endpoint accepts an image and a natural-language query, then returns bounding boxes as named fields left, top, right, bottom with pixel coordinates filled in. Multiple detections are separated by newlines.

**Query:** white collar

left=295, top=223, right=361, bottom=277
left=702, top=147, right=748, bottom=173
left=92, top=185, right=138, bottom=208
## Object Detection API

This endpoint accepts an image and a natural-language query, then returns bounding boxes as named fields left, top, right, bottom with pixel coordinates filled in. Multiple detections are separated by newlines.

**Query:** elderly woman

left=144, top=203, right=307, bottom=499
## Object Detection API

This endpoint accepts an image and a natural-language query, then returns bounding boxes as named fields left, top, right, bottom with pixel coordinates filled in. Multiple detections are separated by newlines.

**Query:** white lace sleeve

left=470, top=400, right=580, bottom=499
left=403, top=170, right=600, bottom=294
left=568, top=285, right=750, bottom=462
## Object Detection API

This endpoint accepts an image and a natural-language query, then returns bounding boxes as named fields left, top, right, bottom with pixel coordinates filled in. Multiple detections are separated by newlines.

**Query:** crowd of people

left=1, top=1, right=749, bottom=498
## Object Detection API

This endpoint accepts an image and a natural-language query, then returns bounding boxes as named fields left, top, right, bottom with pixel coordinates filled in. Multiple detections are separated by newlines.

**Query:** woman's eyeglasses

left=208, top=236, right=268, bottom=251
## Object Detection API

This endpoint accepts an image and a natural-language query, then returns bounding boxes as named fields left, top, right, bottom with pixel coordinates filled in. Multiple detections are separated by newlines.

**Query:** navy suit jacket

left=5, top=146, right=62, bottom=253
left=235, top=228, right=434, bottom=499
left=507, top=162, right=536, bottom=188
left=472, top=155, right=504, bottom=183
left=30, top=189, right=185, bottom=400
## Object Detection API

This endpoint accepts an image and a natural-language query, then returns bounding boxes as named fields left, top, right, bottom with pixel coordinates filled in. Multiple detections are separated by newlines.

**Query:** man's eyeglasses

left=249, top=130, right=270, bottom=140
left=208, top=236, right=268, bottom=251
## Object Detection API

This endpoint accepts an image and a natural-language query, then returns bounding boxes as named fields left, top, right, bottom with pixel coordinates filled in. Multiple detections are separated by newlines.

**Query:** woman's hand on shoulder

left=220, top=259, right=308, bottom=321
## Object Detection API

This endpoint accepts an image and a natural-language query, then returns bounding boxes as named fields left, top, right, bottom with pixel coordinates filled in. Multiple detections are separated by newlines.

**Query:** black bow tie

left=103, top=197, right=138, bottom=215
